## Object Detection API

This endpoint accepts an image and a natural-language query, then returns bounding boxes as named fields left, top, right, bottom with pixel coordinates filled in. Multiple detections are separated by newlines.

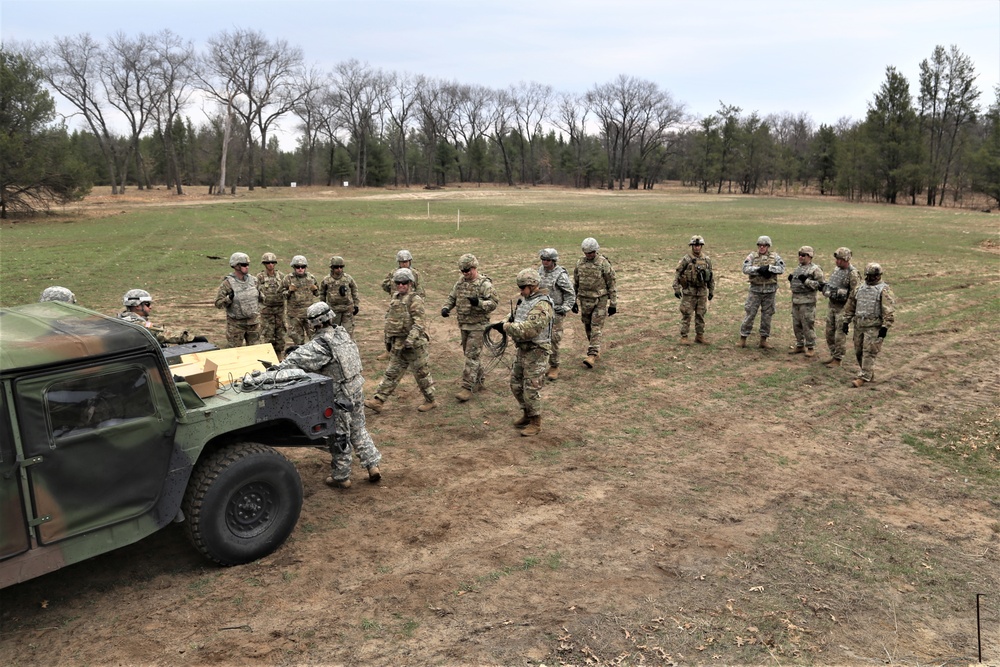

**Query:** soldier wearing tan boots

left=673, top=235, right=715, bottom=345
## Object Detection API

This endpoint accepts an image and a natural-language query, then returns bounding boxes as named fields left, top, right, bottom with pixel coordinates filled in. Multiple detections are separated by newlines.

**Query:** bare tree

left=487, top=87, right=517, bottom=186
left=291, top=66, right=330, bottom=186
left=453, top=84, right=492, bottom=183
left=511, top=81, right=552, bottom=184
left=381, top=71, right=420, bottom=186
left=150, top=30, right=195, bottom=195
left=552, top=92, right=590, bottom=188
left=330, top=59, right=387, bottom=187
left=416, top=78, right=462, bottom=185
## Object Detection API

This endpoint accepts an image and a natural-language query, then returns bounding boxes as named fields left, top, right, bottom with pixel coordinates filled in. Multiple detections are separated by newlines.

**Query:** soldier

left=214, top=252, right=262, bottom=347
left=786, top=246, right=825, bottom=357
left=572, top=237, right=617, bottom=368
left=39, top=286, right=77, bottom=303
left=378, top=249, right=424, bottom=361
left=256, top=252, right=286, bottom=357
left=497, top=268, right=555, bottom=437
left=319, top=255, right=360, bottom=337
left=820, top=247, right=862, bottom=367
left=274, top=302, right=381, bottom=489
left=537, top=248, right=575, bottom=380
left=739, top=235, right=784, bottom=349
left=365, top=268, right=436, bottom=413
left=281, top=255, right=319, bottom=347
left=672, top=235, right=715, bottom=344
left=842, top=263, right=895, bottom=387
left=119, top=289, right=207, bottom=345
left=440, top=253, right=498, bottom=401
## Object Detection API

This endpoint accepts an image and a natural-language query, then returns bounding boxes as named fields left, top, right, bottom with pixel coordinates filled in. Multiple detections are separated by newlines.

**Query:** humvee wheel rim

left=226, top=481, right=274, bottom=538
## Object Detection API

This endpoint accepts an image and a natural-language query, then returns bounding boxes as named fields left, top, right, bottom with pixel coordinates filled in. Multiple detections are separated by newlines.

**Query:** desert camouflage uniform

left=443, top=274, right=498, bottom=390
left=823, top=264, right=861, bottom=361
left=506, top=291, right=555, bottom=417
left=672, top=253, right=715, bottom=338
left=117, top=311, right=192, bottom=345
left=740, top=250, right=784, bottom=338
left=574, top=252, right=616, bottom=356
left=320, top=273, right=360, bottom=337
left=282, top=271, right=320, bottom=345
left=256, top=268, right=287, bottom=356
left=788, top=261, right=825, bottom=350
left=843, top=280, right=895, bottom=382
left=537, top=263, right=575, bottom=369
left=382, top=267, right=425, bottom=297
left=214, top=273, right=261, bottom=347
left=372, top=291, right=435, bottom=404
left=276, top=326, right=380, bottom=484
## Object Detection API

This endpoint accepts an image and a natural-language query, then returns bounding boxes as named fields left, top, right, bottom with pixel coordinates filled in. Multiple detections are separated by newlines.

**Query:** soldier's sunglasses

left=460, top=268, right=473, bottom=273
left=263, top=261, right=276, bottom=265
left=394, top=281, right=409, bottom=285
left=140, top=302, right=152, bottom=308
left=236, top=263, right=249, bottom=267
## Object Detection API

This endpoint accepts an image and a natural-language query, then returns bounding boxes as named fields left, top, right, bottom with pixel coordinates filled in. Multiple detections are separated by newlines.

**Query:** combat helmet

left=458, top=253, right=479, bottom=270
left=39, top=286, right=77, bottom=304
left=290, top=255, right=308, bottom=268
left=756, top=236, right=772, bottom=247
left=123, top=289, right=153, bottom=308
left=539, top=248, right=559, bottom=261
left=581, top=237, right=599, bottom=253
left=393, top=268, right=415, bottom=283
left=516, top=268, right=540, bottom=287
left=689, top=235, right=706, bottom=246
left=864, top=262, right=883, bottom=283
left=798, top=246, right=814, bottom=257
left=306, top=301, right=335, bottom=327
left=329, top=255, right=346, bottom=268
left=261, top=252, right=278, bottom=264
left=229, top=252, right=250, bottom=267
left=396, top=249, right=413, bottom=263
left=833, top=247, right=852, bottom=261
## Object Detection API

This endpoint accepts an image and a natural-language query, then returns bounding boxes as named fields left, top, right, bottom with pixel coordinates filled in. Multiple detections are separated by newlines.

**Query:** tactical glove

left=878, top=326, right=888, bottom=339
left=339, top=285, right=347, bottom=296
left=798, top=274, right=808, bottom=283
left=507, top=312, right=515, bottom=323
left=841, top=322, right=850, bottom=335
left=674, top=290, right=682, bottom=299
left=607, top=305, right=617, bottom=316
left=491, top=321, right=505, bottom=334
left=787, top=274, right=794, bottom=282
left=571, top=303, right=579, bottom=314
left=353, top=306, right=359, bottom=315
left=468, top=296, right=480, bottom=307
left=708, top=293, right=714, bottom=301
left=758, top=266, right=771, bottom=277
left=440, top=307, right=450, bottom=317
left=192, top=336, right=209, bottom=343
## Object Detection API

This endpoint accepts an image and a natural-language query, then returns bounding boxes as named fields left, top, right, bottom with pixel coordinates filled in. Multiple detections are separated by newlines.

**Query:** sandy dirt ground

left=1, top=186, right=998, bottom=666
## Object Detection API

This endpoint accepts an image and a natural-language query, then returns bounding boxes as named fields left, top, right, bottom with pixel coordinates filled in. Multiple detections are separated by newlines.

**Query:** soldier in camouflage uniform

left=214, top=252, right=262, bottom=347
left=573, top=237, right=617, bottom=368
left=118, top=289, right=206, bottom=346
left=786, top=246, right=825, bottom=357
left=281, top=255, right=320, bottom=347
left=378, top=250, right=424, bottom=361
left=821, top=247, right=862, bottom=367
left=365, top=268, right=436, bottom=413
left=274, top=302, right=381, bottom=489
left=537, top=248, right=575, bottom=381
left=672, top=235, right=715, bottom=344
left=319, top=256, right=360, bottom=338
left=39, top=286, right=77, bottom=304
left=842, top=263, right=895, bottom=387
left=498, top=268, right=555, bottom=437
left=441, top=253, right=499, bottom=401
left=740, top=236, right=785, bottom=349
left=256, top=252, right=286, bottom=357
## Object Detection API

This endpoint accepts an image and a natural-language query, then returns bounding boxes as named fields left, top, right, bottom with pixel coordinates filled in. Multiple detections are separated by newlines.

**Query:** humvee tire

left=182, top=443, right=304, bottom=565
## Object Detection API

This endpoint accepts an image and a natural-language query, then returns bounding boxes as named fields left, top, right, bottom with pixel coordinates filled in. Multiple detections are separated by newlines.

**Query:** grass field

left=1, top=185, right=998, bottom=666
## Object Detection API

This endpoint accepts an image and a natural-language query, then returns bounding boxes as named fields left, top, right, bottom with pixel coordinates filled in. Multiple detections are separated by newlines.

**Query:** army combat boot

left=850, top=378, right=866, bottom=388
left=325, top=476, right=352, bottom=489
left=805, top=347, right=815, bottom=358
left=520, top=415, right=541, bottom=437
left=367, top=466, right=381, bottom=483
left=680, top=335, right=692, bottom=345
left=364, top=396, right=384, bottom=413
left=759, top=336, right=772, bottom=349
left=739, top=336, right=747, bottom=348
left=455, top=387, right=473, bottom=402
left=824, top=358, right=841, bottom=367
left=788, top=345, right=804, bottom=354
left=546, top=367, right=559, bottom=381
left=513, top=409, right=531, bottom=429
left=417, top=399, right=437, bottom=412
left=695, top=333, right=708, bottom=344
left=583, top=353, right=599, bottom=368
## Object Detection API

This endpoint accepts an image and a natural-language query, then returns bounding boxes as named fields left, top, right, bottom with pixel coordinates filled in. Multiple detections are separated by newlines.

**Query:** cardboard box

left=178, top=344, right=277, bottom=386
left=175, top=359, right=219, bottom=398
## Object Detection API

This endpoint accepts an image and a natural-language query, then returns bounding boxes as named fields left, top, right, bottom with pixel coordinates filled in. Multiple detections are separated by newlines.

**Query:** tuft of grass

left=902, top=406, right=1000, bottom=487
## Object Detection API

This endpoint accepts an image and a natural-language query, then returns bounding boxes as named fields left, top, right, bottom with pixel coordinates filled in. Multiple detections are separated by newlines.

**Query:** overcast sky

left=3, top=0, right=998, bottom=144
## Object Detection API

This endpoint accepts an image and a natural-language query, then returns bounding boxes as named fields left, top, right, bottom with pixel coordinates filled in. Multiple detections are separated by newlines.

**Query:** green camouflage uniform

left=573, top=253, right=616, bottom=356
left=320, top=273, right=360, bottom=337
left=442, top=274, right=499, bottom=390
left=276, top=326, right=380, bottom=484
left=537, top=264, right=575, bottom=369
left=740, top=250, right=785, bottom=338
left=843, top=280, right=895, bottom=382
left=256, top=268, right=286, bottom=356
left=672, top=253, right=715, bottom=337
left=214, top=273, right=262, bottom=347
left=117, top=311, right=193, bottom=345
left=282, top=272, right=320, bottom=345
left=506, top=290, right=555, bottom=418
left=823, top=265, right=861, bottom=361
left=373, top=292, right=435, bottom=404
left=788, top=261, right=825, bottom=349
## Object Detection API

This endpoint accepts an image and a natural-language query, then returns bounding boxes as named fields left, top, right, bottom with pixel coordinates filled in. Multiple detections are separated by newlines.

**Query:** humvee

left=0, top=302, right=340, bottom=588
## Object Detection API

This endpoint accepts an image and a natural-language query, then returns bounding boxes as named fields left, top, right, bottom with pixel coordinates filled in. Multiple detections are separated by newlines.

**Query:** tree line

left=3, top=30, right=1000, bottom=218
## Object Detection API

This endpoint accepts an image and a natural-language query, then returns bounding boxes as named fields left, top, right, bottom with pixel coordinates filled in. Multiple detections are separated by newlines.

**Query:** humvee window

left=47, top=367, right=156, bottom=439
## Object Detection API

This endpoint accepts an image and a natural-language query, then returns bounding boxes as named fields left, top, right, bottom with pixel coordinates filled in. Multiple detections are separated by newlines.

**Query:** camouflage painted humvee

left=0, top=302, right=341, bottom=588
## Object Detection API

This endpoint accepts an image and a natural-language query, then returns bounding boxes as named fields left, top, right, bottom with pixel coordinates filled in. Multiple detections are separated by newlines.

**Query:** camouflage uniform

left=276, top=326, right=380, bottom=484
left=843, top=272, right=895, bottom=384
left=117, top=310, right=193, bottom=345
left=320, top=273, right=360, bottom=337
left=372, top=291, right=435, bottom=405
left=506, top=289, right=555, bottom=419
left=442, top=271, right=498, bottom=392
left=787, top=254, right=825, bottom=352
left=672, top=249, right=715, bottom=340
left=256, top=267, right=287, bottom=356
left=214, top=273, right=262, bottom=347
left=537, top=261, right=575, bottom=370
left=822, top=258, right=862, bottom=362
left=573, top=251, right=617, bottom=358
left=282, top=271, right=320, bottom=345
left=382, top=266, right=425, bottom=298
left=740, top=245, right=784, bottom=339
